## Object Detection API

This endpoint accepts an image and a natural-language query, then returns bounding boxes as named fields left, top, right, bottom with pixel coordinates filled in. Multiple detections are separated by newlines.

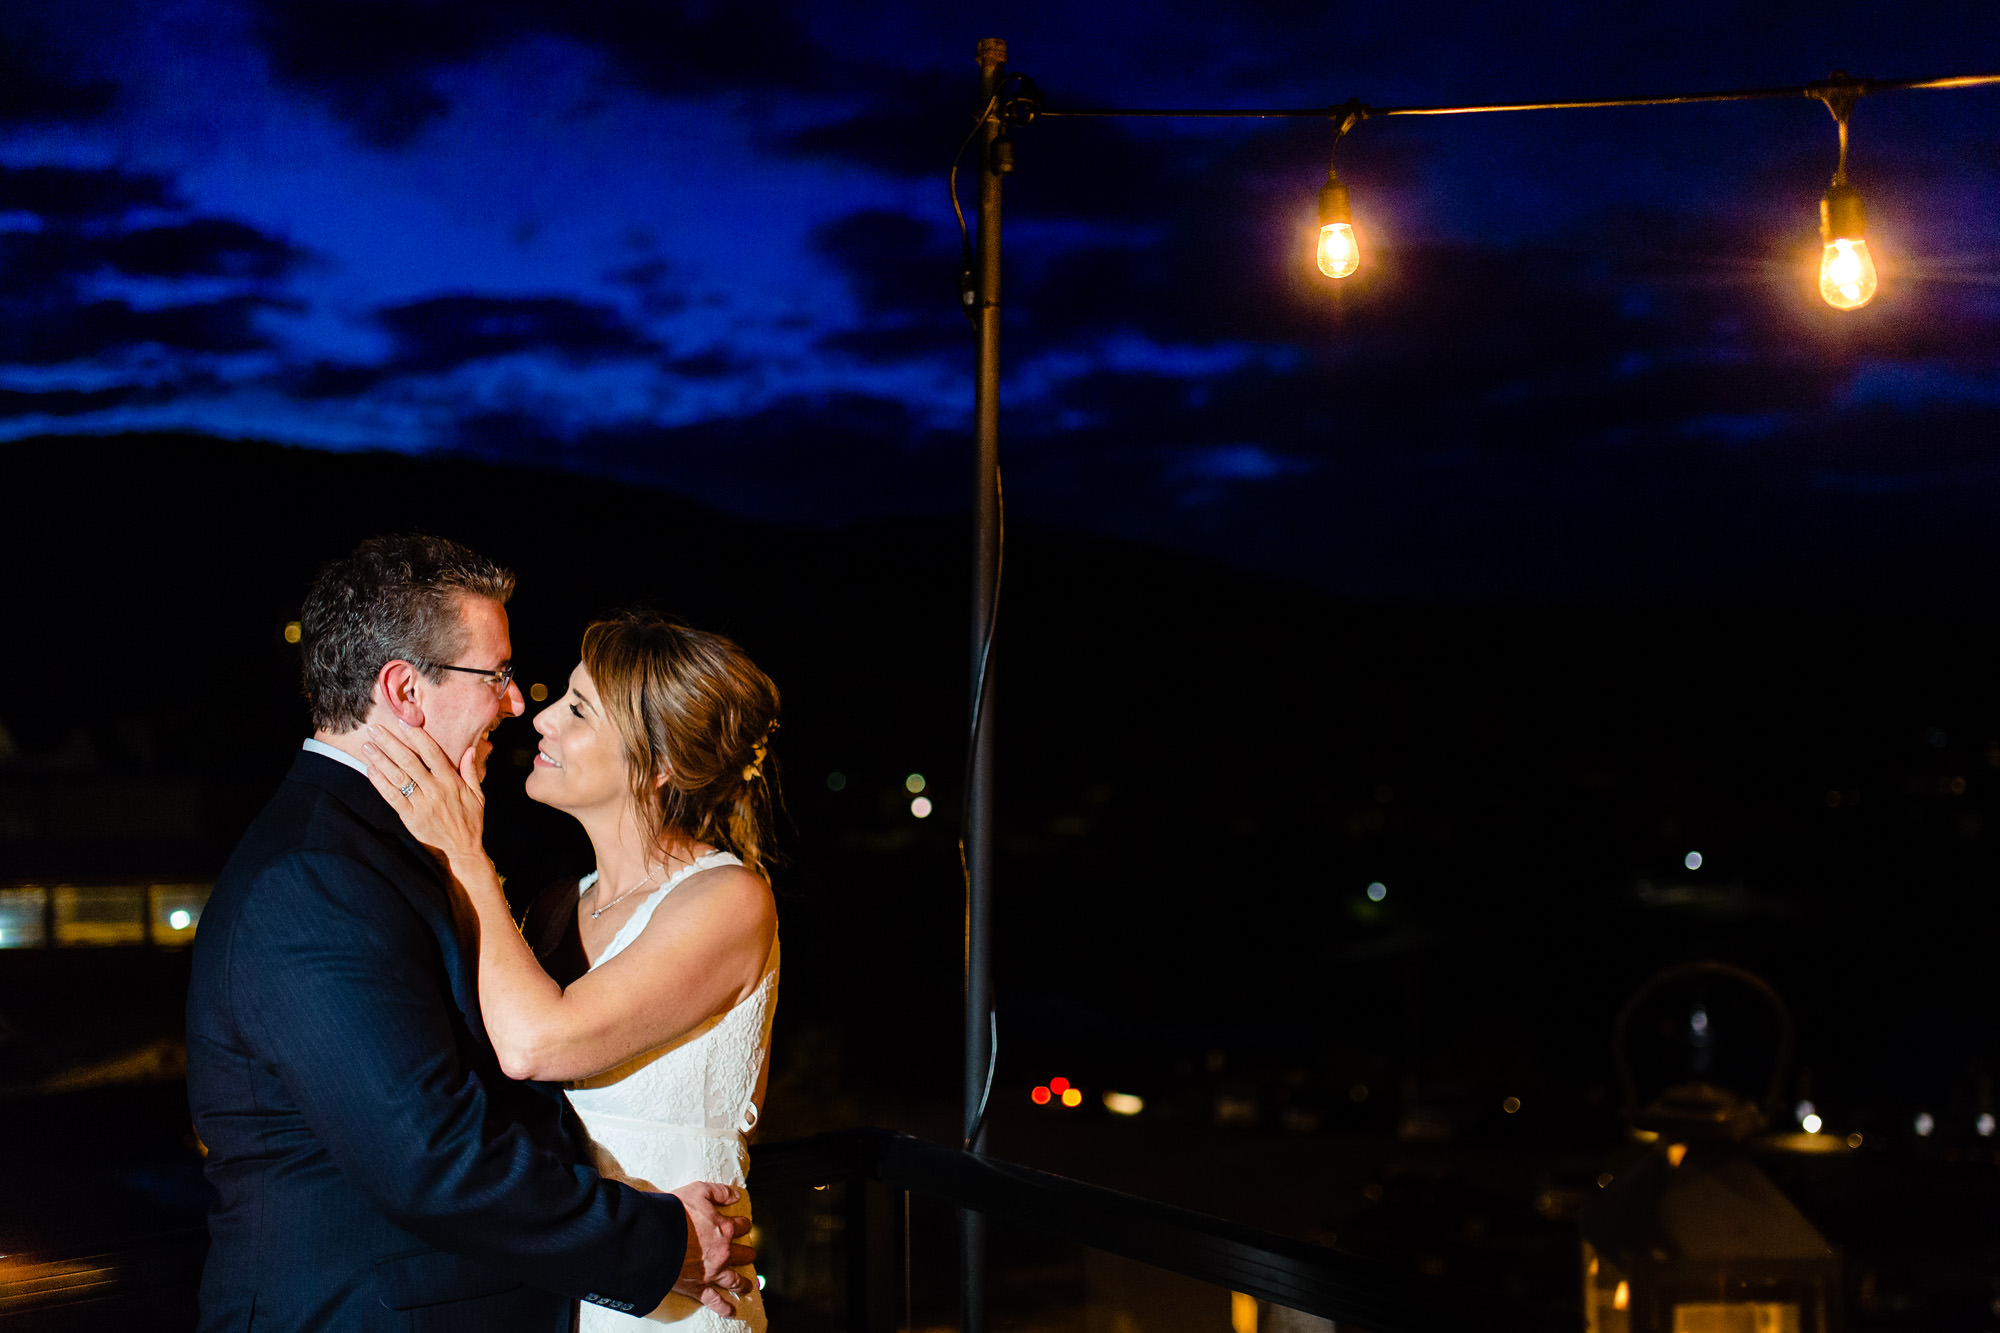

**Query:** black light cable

left=949, top=90, right=1000, bottom=327
left=959, top=463, right=1003, bottom=1152
left=1035, top=70, right=2000, bottom=120
left=951, top=75, right=1043, bottom=329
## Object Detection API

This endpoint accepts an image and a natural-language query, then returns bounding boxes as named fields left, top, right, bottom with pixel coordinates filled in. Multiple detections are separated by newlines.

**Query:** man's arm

left=230, top=847, right=692, bottom=1310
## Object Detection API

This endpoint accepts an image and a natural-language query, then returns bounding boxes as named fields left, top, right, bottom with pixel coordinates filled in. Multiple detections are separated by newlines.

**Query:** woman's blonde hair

left=581, top=612, right=781, bottom=879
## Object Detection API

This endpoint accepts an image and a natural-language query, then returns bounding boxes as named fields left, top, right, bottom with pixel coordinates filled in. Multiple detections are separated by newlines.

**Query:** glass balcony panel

left=743, top=1177, right=844, bottom=1327
left=0, top=886, right=47, bottom=948
left=52, top=885, right=147, bottom=946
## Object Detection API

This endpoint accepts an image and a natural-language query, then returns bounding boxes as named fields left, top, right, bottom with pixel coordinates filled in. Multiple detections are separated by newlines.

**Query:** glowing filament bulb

left=1317, top=223, right=1359, bottom=279
left=1316, top=170, right=1359, bottom=279
left=1819, top=238, right=1877, bottom=310
left=1818, top=179, right=1876, bottom=311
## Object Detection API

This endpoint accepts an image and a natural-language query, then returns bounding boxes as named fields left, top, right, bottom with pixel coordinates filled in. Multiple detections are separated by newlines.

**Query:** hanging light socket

left=1318, top=171, right=1351, bottom=227
left=1814, top=76, right=1877, bottom=311
left=1819, top=179, right=1866, bottom=242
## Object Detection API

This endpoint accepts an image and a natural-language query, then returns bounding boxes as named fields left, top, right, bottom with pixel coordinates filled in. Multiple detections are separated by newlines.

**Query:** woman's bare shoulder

left=651, top=859, right=775, bottom=933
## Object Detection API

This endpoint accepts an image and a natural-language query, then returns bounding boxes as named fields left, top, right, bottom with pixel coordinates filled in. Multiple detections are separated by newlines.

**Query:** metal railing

left=0, top=1231, right=205, bottom=1329
left=753, top=1127, right=1533, bottom=1333
left=0, top=1126, right=1536, bottom=1331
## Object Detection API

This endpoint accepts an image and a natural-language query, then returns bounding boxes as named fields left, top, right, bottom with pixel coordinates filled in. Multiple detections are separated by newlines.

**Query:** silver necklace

left=587, top=866, right=659, bottom=920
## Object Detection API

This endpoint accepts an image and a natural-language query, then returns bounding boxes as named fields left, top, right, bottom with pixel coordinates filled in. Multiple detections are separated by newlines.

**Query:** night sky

left=2, top=1, right=1996, bottom=603
left=9, top=11, right=2000, bottom=1315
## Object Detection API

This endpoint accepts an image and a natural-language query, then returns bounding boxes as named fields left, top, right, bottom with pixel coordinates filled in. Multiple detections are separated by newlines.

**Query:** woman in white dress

left=362, top=611, right=781, bottom=1330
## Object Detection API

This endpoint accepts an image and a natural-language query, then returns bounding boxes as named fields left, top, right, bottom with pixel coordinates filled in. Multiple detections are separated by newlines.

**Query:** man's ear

left=377, top=661, right=427, bottom=728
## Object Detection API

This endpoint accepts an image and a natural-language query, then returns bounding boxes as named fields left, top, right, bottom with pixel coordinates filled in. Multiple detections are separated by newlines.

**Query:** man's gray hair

left=300, top=534, right=514, bottom=732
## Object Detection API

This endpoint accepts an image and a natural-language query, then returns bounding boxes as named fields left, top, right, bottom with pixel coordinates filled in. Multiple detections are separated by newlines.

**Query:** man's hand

left=669, top=1181, right=756, bottom=1315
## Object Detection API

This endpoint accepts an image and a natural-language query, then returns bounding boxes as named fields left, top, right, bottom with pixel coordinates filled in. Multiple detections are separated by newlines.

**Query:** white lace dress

left=569, top=851, right=778, bottom=1330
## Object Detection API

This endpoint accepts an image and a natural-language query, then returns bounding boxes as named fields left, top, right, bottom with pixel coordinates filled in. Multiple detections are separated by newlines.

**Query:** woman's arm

left=480, top=864, right=773, bottom=1082
left=363, top=720, right=775, bottom=1083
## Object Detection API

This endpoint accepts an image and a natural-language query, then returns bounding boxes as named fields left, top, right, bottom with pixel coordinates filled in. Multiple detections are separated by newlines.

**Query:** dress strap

left=655, top=849, right=743, bottom=897
left=600, top=851, right=745, bottom=962
left=576, top=852, right=738, bottom=901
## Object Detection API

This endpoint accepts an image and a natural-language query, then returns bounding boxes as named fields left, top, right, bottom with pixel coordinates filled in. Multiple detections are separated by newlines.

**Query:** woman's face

left=525, top=663, right=634, bottom=817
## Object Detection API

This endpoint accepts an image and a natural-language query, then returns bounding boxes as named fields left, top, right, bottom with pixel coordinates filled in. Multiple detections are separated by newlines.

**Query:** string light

left=1032, top=72, right=2000, bottom=308
left=1816, top=78, right=1877, bottom=311
left=1315, top=104, right=1364, bottom=280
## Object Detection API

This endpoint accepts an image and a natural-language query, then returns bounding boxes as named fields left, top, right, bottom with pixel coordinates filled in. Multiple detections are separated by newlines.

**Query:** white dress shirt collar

left=302, top=737, right=371, bottom=777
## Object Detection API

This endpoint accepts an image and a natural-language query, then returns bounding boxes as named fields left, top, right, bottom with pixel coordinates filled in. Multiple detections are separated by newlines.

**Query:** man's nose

left=504, top=681, right=526, bottom=717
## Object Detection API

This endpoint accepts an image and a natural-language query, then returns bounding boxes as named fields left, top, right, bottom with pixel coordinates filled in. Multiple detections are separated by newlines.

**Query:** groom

left=186, top=534, right=749, bottom=1331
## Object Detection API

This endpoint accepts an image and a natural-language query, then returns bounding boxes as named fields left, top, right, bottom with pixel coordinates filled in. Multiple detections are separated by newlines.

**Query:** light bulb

left=1317, top=223, right=1359, bottom=279
left=1818, top=180, right=1876, bottom=311
left=1818, top=238, right=1877, bottom=311
left=1316, top=170, right=1359, bottom=279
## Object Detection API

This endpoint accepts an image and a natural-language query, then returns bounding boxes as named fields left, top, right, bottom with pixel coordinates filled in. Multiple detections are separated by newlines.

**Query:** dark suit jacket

left=186, top=750, right=686, bottom=1331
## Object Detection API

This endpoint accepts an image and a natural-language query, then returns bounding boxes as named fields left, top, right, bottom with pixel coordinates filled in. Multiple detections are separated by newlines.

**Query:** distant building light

left=1031, top=1086, right=1051, bottom=1105
left=283, top=621, right=301, bottom=644
left=1979, top=1113, right=1995, bottom=1138
left=1366, top=881, right=1387, bottom=902
left=910, top=797, right=933, bottom=818
left=1060, top=1087, right=1083, bottom=1108
left=1103, top=1091, right=1144, bottom=1116
left=1349, top=1083, right=1368, bottom=1103
left=1795, top=1100, right=1816, bottom=1124
left=1049, top=1076, right=1070, bottom=1095
left=1596, top=1172, right=1614, bottom=1188
left=827, top=772, right=847, bottom=791
left=905, top=773, right=927, bottom=794
left=1502, top=1096, right=1521, bottom=1114
left=1802, top=1113, right=1823, bottom=1134
left=168, top=910, right=192, bottom=931
left=1846, top=1133, right=1864, bottom=1148
left=528, top=682, right=548, bottom=702
left=1666, top=1143, right=1688, bottom=1168
left=1916, top=1112, right=1935, bottom=1137
left=1684, top=851, right=1703, bottom=871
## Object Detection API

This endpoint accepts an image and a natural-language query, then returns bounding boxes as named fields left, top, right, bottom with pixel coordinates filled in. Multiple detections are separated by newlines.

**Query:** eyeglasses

left=432, top=662, right=515, bottom=693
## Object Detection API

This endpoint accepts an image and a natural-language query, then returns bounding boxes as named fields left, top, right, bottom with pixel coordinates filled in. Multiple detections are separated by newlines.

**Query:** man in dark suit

left=187, top=534, right=750, bottom=1331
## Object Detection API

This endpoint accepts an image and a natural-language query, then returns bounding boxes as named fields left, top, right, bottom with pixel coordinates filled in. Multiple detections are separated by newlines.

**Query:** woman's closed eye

left=569, top=701, right=584, bottom=719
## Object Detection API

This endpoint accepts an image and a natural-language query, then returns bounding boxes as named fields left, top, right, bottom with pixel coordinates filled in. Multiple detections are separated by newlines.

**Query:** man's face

left=415, top=595, right=524, bottom=780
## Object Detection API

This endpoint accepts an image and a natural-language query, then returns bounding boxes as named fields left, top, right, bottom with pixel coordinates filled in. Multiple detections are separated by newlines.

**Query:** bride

left=363, top=611, right=781, bottom=1330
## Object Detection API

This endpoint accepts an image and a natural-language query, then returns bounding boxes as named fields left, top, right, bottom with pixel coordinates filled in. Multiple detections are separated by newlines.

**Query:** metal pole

left=962, top=33, right=1006, bottom=1333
